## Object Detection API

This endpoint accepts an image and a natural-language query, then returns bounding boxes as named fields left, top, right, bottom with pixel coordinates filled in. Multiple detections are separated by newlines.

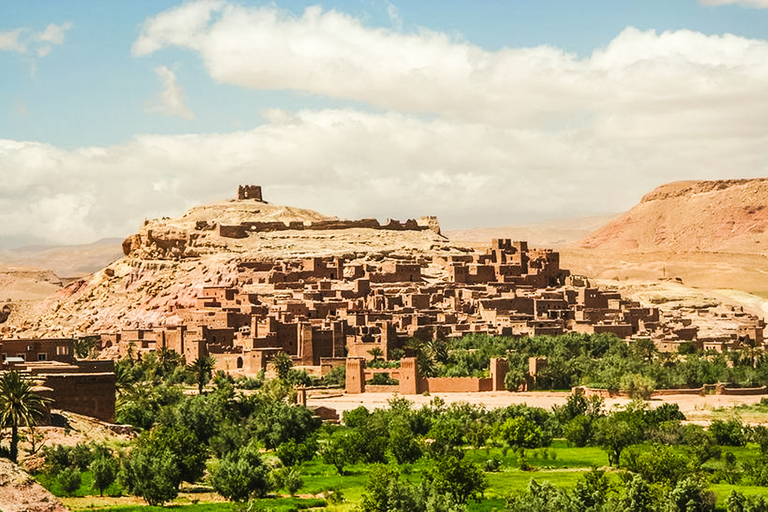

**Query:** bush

left=483, top=457, right=501, bottom=472
left=90, top=455, right=119, bottom=496
left=119, top=447, right=181, bottom=506
left=367, top=373, right=399, bottom=385
left=666, top=477, right=715, bottom=512
left=209, top=440, right=271, bottom=502
left=57, top=467, right=82, bottom=496
left=710, top=419, right=747, bottom=447
left=620, top=373, right=656, bottom=400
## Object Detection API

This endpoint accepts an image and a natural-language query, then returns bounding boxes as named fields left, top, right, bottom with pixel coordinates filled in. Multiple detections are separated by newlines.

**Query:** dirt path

left=308, top=391, right=768, bottom=424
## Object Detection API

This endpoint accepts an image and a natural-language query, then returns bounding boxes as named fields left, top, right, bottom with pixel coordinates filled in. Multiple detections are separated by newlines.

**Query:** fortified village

left=0, top=186, right=765, bottom=421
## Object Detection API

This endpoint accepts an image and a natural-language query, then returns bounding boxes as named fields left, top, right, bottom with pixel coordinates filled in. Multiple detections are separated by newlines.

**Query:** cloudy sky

left=2, top=0, right=768, bottom=248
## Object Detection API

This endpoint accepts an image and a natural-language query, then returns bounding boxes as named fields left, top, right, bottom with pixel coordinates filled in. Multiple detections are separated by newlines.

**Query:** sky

left=2, top=0, right=768, bottom=248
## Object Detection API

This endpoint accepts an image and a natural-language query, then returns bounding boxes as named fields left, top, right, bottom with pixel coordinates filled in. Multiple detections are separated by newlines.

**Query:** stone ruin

left=238, top=185, right=263, bottom=202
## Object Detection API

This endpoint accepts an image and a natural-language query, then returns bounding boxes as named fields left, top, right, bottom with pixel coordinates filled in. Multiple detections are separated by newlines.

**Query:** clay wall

left=579, top=288, right=609, bottom=309
left=422, top=377, right=493, bottom=393
left=39, top=371, right=115, bottom=422
left=217, top=217, right=433, bottom=239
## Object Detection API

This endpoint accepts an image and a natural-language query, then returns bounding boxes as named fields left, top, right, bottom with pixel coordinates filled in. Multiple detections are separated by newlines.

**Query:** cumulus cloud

left=699, top=0, right=768, bottom=8
left=132, top=3, right=768, bottom=134
left=145, top=65, right=195, bottom=120
left=2, top=106, right=767, bottom=247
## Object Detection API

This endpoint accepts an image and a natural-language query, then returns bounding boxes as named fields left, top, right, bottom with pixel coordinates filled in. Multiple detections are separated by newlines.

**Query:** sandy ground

left=307, top=391, right=768, bottom=424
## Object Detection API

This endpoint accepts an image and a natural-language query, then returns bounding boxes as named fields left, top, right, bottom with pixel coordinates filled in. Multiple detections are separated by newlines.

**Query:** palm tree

left=270, top=352, right=293, bottom=381
left=188, top=356, right=216, bottom=394
left=367, top=347, right=384, bottom=362
left=0, top=371, right=52, bottom=462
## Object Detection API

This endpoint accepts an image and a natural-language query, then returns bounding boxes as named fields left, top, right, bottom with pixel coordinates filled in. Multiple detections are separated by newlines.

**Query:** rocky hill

left=579, top=179, right=768, bottom=253
left=4, top=191, right=467, bottom=338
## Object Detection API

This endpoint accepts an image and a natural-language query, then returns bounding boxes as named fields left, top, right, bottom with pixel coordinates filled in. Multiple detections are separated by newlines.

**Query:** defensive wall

left=218, top=216, right=440, bottom=238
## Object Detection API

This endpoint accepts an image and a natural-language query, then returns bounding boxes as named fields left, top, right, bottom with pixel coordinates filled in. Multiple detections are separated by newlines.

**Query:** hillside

left=579, top=179, right=768, bottom=252
left=4, top=192, right=467, bottom=338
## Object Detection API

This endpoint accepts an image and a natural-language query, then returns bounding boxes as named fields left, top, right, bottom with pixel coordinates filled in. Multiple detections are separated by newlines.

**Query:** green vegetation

left=27, top=333, right=768, bottom=510
left=403, top=332, right=768, bottom=391
left=0, top=370, right=52, bottom=462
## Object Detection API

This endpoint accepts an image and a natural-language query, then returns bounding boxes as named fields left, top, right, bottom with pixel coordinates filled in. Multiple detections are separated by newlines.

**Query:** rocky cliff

left=578, top=179, right=768, bottom=253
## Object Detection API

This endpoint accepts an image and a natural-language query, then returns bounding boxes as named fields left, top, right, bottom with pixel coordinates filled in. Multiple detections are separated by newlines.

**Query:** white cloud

left=133, top=3, right=768, bottom=133
left=385, top=2, right=402, bottom=30
left=145, top=65, right=195, bottom=120
left=0, top=29, right=25, bottom=53
left=699, top=0, right=768, bottom=8
left=3, top=3, right=768, bottom=247
left=1, top=106, right=767, bottom=247
left=36, top=22, right=73, bottom=45
left=0, top=22, right=72, bottom=58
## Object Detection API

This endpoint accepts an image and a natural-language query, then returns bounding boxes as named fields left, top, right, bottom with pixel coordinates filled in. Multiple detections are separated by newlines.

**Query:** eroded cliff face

left=579, top=179, right=768, bottom=253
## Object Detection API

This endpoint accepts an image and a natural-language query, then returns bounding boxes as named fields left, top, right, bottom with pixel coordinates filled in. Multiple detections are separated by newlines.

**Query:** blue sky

left=2, top=0, right=768, bottom=247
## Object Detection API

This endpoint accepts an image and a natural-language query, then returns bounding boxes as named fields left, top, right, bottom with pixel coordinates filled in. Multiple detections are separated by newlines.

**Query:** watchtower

left=237, top=185, right=263, bottom=201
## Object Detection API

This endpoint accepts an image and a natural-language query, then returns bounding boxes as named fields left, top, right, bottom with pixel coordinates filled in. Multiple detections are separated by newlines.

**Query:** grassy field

left=55, top=442, right=767, bottom=511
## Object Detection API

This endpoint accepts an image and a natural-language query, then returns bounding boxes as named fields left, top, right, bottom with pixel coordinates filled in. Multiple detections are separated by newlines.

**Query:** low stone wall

left=575, top=384, right=768, bottom=398
left=218, top=217, right=435, bottom=238
left=365, top=384, right=399, bottom=393
left=423, top=377, right=493, bottom=393
left=653, top=387, right=706, bottom=396
left=719, top=385, right=768, bottom=395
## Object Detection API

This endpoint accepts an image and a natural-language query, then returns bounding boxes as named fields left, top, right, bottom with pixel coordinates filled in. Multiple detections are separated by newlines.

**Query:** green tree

left=573, top=467, right=612, bottom=510
left=57, top=467, right=82, bottom=496
left=89, top=454, right=118, bottom=496
left=506, top=479, right=578, bottom=512
left=498, top=416, right=545, bottom=449
left=594, top=406, right=644, bottom=466
left=666, top=477, right=715, bottom=512
left=614, top=474, right=655, bottom=512
left=431, top=454, right=488, bottom=505
left=208, top=440, right=270, bottom=502
left=141, top=425, right=208, bottom=484
left=188, top=355, right=216, bottom=394
left=120, top=446, right=181, bottom=506
left=388, top=414, right=422, bottom=464
left=321, top=429, right=357, bottom=475
left=0, top=370, right=52, bottom=462
left=271, top=351, right=294, bottom=381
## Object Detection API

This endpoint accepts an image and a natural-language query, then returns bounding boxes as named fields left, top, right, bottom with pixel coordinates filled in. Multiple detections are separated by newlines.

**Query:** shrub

left=209, top=440, right=271, bottom=502
left=57, top=467, right=82, bottom=496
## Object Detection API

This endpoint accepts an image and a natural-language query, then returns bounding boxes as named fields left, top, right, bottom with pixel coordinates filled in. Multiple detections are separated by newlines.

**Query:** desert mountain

left=5, top=188, right=467, bottom=338
left=579, top=179, right=768, bottom=253
left=446, top=214, right=617, bottom=248
left=0, top=238, right=123, bottom=278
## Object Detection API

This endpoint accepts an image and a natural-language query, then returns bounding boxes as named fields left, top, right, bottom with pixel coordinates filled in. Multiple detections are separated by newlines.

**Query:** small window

left=38, top=353, right=47, bottom=361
